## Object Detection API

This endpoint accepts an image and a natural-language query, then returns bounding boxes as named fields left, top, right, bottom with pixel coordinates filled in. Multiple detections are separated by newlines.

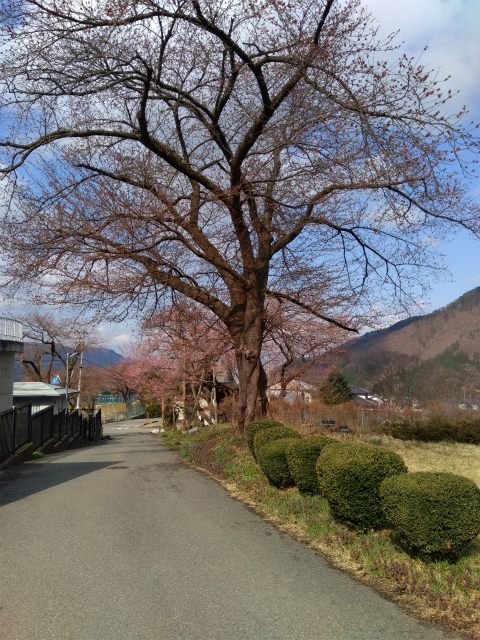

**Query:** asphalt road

left=0, top=420, right=462, bottom=640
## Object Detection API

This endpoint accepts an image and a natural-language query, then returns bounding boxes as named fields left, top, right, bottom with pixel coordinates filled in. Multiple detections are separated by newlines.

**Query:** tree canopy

left=0, top=0, right=479, bottom=429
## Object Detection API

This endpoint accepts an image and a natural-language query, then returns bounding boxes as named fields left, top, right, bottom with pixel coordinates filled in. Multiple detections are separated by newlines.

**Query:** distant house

left=268, top=380, right=315, bottom=403
left=351, top=386, right=384, bottom=406
left=13, top=382, right=79, bottom=415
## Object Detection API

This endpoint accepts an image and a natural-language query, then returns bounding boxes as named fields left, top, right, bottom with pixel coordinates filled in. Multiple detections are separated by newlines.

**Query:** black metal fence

left=0, top=403, right=102, bottom=465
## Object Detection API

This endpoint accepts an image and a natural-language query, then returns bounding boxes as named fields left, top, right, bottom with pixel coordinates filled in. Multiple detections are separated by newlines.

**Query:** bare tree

left=264, top=299, right=348, bottom=399
left=103, top=360, right=137, bottom=409
left=362, top=349, right=424, bottom=406
left=1, top=0, right=479, bottom=430
left=18, top=311, right=105, bottom=384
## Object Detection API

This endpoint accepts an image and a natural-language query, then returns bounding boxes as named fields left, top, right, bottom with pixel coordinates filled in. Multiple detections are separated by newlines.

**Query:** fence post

left=12, top=406, right=17, bottom=454
left=27, top=403, right=32, bottom=444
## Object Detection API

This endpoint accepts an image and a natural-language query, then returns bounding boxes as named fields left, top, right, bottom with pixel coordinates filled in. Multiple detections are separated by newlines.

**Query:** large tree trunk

left=232, top=294, right=267, bottom=433
left=236, top=349, right=262, bottom=432
left=258, top=361, right=268, bottom=417
left=228, top=256, right=269, bottom=433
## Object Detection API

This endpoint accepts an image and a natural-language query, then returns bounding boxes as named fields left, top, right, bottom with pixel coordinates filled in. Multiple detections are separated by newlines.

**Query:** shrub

left=253, top=426, right=301, bottom=460
left=380, top=472, right=480, bottom=560
left=257, top=438, right=300, bottom=488
left=245, top=419, right=285, bottom=458
left=382, top=415, right=480, bottom=444
left=317, top=442, right=407, bottom=530
left=287, top=436, right=336, bottom=494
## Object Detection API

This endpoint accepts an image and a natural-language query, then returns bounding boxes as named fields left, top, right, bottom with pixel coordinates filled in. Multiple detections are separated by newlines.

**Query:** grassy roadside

left=157, top=425, right=480, bottom=638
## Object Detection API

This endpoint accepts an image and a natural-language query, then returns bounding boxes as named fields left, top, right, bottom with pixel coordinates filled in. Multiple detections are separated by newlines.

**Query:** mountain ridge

left=347, top=286, right=480, bottom=364
left=14, top=345, right=123, bottom=381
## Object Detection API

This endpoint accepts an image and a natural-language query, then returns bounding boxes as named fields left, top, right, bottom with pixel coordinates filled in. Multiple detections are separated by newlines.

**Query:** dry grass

left=378, top=438, right=480, bottom=488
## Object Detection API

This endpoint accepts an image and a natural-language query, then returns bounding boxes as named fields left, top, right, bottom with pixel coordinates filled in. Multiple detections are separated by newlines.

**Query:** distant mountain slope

left=349, top=287, right=480, bottom=363
left=80, top=348, right=123, bottom=369
left=14, top=346, right=123, bottom=381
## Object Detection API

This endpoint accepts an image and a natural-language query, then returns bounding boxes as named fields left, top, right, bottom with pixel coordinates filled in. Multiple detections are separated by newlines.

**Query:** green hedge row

left=245, top=419, right=285, bottom=460
left=253, top=426, right=301, bottom=460
left=287, top=436, right=335, bottom=494
left=382, top=415, right=480, bottom=444
left=245, top=420, right=480, bottom=559
left=381, top=472, right=480, bottom=559
left=257, top=438, right=300, bottom=488
left=317, top=442, right=407, bottom=531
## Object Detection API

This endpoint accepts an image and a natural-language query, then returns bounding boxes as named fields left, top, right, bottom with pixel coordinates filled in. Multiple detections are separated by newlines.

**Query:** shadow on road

left=0, top=460, right=125, bottom=507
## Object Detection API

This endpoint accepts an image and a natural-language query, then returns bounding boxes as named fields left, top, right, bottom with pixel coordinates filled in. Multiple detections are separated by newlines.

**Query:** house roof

left=351, top=386, right=372, bottom=395
left=13, top=382, right=79, bottom=398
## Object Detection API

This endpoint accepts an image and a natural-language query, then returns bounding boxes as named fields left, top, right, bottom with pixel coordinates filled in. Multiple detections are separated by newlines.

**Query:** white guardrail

left=0, top=317, right=23, bottom=342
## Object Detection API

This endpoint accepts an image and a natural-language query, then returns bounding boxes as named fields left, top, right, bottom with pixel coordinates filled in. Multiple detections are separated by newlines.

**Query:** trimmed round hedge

left=257, top=438, right=299, bottom=488
left=253, top=426, right=301, bottom=460
left=317, top=442, right=407, bottom=530
left=287, top=436, right=336, bottom=494
left=380, top=472, right=480, bottom=559
left=245, top=419, right=285, bottom=459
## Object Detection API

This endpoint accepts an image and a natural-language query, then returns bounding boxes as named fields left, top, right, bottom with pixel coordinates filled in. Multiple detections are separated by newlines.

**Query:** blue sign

left=51, top=375, right=61, bottom=385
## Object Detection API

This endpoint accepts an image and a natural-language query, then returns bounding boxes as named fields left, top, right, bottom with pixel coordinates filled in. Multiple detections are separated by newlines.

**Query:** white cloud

left=109, top=333, right=131, bottom=345
left=365, top=0, right=480, bottom=114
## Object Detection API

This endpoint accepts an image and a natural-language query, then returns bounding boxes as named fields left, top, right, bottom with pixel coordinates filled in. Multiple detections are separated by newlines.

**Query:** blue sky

left=366, top=0, right=480, bottom=312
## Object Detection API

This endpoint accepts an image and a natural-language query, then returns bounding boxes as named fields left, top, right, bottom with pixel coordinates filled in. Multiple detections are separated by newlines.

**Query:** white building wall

left=0, top=351, right=15, bottom=413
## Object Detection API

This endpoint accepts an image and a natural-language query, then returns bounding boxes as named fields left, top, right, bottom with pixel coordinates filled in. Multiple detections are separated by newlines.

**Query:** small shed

left=13, top=382, right=79, bottom=415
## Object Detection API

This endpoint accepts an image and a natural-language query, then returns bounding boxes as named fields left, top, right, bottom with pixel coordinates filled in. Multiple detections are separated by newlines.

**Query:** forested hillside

left=340, top=288, right=480, bottom=407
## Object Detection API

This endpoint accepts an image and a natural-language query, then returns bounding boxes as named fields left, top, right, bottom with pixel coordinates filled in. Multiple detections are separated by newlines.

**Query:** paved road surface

left=0, top=420, right=461, bottom=640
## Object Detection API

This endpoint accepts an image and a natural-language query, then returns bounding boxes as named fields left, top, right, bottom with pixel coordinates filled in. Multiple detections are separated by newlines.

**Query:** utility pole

left=65, top=353, right=70, bottom=411
left=65, top=352, right=74, bottom=413
left=76, top=336, right=84, bottom=410
left=64, top=352, right=77, bottom=413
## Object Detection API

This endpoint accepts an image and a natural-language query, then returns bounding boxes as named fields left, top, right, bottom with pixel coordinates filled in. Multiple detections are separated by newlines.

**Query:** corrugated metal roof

left=13, top=382, right=78, bottom=397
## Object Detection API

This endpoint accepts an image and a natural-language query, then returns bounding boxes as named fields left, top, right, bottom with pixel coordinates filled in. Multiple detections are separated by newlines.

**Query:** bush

left=382, top=415, right=480, bottom=444
left=253, top=426, right=301, bottom=460
left=257, top=438, right=300, bottom=488
left=317, top=442, right=407, bottom=530
left=287, top=436, right=336, bottom=494
left=245, top=419, right=285, bottom=458
left=380, top=472, right=480, bottom=560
